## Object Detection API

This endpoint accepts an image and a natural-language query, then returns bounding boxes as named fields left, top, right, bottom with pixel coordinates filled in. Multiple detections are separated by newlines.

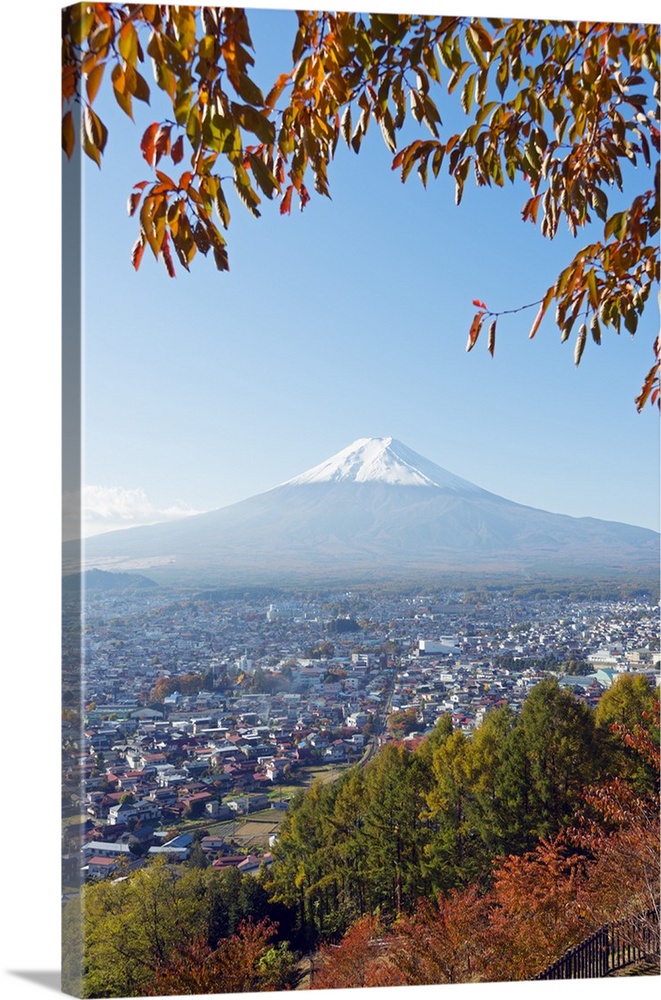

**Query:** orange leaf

left=86, top=63, right=105, bottom=105
left=466, top=312, right=485, bottom=352
left=131, top=237, right=145, bottom=271
left=280, top=184, right=294, bottom=216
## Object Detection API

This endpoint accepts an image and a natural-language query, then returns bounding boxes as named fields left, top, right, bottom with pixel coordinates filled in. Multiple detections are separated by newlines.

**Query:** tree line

left=265, top=675, right=657, bottom=945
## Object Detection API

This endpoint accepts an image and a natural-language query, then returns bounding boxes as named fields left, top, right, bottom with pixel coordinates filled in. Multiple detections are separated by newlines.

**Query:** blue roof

left=164, top=833, right=194, bottom=848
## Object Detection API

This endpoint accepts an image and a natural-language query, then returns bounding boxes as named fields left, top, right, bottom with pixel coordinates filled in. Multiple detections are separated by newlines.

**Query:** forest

left=63, top=673, right=659, bottom=996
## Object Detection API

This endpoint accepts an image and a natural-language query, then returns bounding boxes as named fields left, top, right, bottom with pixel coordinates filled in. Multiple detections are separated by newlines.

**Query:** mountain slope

left=72, top=438, right=659, bottom=583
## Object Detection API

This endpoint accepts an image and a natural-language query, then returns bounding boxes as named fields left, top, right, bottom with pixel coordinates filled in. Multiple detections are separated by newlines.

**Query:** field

left=230, top=811, right=282, bottom=849
left=178, top=763, right=353, bottom=849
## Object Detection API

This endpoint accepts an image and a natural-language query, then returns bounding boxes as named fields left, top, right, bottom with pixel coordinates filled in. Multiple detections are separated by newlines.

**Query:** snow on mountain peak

left=281, top=437, right=488, bottom=494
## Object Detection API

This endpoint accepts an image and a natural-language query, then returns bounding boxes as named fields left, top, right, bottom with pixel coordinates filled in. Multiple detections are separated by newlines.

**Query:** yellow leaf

left=86, top=63, right=104, bottom=105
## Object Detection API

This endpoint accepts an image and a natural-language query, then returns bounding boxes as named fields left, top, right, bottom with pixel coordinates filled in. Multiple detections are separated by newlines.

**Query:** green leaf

left=118, top=22, right=139, bottom=67
left=235, top=72, right=265, bottom=107
left=174, top=89, right=192, bottom=126
left=605, top=210, right=628, bottom=241
left=461, top=74, right=475, bottom=115
left=465, top=27, right=487, bottom=69
left=355, top=30, right=374, bottom=68
left=154, top=60, right=176, bottom=100
left=248, top=153, right=278, bottom=199
left=422, top=45, right=441, bottom=84
left=431, top=146, right=444, bottom=178
left=587, top=270, right=599, bottom=310
left=234, top=104, right=275, bottom=145
left=69, top=8, right=94, bottom=46
left=88, top=21, right=112, bottom=53
left=454, top=158, right=470, bottom=205
left=496, top=58, right=510, bottom=97
left=199, top=34, right=217, bottom=62
left=233, top=165, right=262, bottom=218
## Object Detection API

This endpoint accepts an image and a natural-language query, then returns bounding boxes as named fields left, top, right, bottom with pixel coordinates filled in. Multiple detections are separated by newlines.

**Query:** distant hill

left=62, top=568, right=158, bottom=592
left=71, top=437, right=659, bottom=585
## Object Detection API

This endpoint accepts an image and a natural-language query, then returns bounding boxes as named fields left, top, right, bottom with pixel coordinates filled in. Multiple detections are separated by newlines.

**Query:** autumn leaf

left=131, top=236, right=145, bottom=271
left=61, top=8, right=659, bottom=404
left=62, top=110, right=75, bottom=159
left=488, top=319, right=497, bottom=357
left=140, top=122, right=160, bottom=166
left=466, top=311, right=485, bottom=352
left=171, top=135, right=184, bottom=165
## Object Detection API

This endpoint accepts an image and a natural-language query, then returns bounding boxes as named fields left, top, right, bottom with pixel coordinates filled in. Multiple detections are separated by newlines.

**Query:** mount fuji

left=74, top=437, right=659, bottom=584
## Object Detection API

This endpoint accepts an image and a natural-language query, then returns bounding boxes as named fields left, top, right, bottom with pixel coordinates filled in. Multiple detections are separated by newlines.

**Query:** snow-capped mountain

left=73, top=437, right=659, bottom=584
left=281, top=437, right=489, bottom=494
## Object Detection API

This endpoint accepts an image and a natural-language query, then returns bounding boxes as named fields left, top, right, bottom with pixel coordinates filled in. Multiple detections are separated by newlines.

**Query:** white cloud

left=63, top=486, right=203, bottom=539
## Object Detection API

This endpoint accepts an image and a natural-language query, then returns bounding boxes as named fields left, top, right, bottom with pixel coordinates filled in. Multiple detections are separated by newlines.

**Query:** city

left=62, top=579, right=660, bottom=887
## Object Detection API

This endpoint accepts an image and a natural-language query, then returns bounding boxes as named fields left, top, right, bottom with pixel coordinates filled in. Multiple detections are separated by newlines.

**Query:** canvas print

left=61, top=4, right=660, bottom=998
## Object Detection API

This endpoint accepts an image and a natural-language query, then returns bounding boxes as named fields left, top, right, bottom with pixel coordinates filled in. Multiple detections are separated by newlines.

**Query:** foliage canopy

left=62, top=6, right=660, bottom=406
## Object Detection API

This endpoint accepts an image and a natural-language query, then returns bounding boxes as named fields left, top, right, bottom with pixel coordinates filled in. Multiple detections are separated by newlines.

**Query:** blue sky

left=72, top=2, right=660, bottom=535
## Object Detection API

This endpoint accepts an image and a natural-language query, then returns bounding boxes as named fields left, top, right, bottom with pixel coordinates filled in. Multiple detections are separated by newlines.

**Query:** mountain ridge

left=71, top=437, right=659, bottom=583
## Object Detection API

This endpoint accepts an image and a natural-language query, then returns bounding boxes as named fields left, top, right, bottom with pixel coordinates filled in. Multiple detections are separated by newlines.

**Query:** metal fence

left=535, top=909, right=660, bottom=980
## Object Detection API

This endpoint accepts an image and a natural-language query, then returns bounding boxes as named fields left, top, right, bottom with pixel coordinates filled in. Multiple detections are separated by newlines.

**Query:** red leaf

left=140, top=122, right=159, bottom=166
left=127, top=191, right=142, bottom=217
left=131, top=237, right=145, bottom=271
left=161, top=232, right=176, bottom=278
left=280, top=184, right=293, bottom=216
left=171, top=135, right=184, bottom=165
